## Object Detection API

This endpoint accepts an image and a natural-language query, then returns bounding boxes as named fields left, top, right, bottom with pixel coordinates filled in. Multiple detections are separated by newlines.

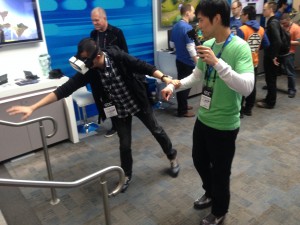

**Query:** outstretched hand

left=161, top=87, right=173, bottom=101
left=6, top=106, right=33, bottom=120
left=169, top=79, right=181, bottom=89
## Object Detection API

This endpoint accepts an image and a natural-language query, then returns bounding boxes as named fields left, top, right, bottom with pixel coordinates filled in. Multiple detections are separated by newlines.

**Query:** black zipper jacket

left=264, top=16, right=282, bottom=59
left=90, top=24, right=129, bottom=53
left=54, top=46, right=157, bottom=120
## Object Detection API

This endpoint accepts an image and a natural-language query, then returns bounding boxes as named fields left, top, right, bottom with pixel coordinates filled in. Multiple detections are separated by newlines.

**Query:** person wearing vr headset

left=7, top=37, right=180, bottom=193
left=90, top=7, right=129, bottom=138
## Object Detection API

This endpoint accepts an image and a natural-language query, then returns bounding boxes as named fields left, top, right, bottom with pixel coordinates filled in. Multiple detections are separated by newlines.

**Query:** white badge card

left=200, top=86, right=213, bottom=110
left=103, top=102, right=118, bottom=118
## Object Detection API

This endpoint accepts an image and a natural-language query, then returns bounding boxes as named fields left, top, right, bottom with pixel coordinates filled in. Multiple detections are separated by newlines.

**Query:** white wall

left=0, top=1, right=48, bottom=82
left=152, top=0, right=169, bottom=66
left=0, top=42, right=48, bottom=82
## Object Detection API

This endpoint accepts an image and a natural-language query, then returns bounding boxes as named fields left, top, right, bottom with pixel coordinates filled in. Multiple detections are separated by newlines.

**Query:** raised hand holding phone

left=197, top=45, right=218, bottom=66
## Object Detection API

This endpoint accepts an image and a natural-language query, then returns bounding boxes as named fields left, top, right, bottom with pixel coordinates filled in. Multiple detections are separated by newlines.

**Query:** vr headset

left=69, top=47, right=99, bottom=74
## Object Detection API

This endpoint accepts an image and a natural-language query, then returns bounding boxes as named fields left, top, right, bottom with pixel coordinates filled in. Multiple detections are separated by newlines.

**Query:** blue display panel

left=39, top=0, right=154, bottom=77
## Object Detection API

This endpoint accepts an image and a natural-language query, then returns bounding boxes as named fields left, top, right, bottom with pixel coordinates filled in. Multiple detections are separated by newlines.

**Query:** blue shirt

left=230, top=17, right=242, bottom=35
left=171, top=20, right=195, bottom=67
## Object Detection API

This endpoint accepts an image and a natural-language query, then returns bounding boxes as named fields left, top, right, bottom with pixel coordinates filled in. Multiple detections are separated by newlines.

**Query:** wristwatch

left=160, top=74, right=168, bottom=82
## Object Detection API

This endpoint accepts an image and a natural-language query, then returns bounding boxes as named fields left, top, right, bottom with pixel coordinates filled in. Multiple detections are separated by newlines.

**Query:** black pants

left=264, top=56, right=279, bottom=106
left=241, top=67, right=258, bottom=110
left=112, top=109, right=176, bottom=177
left=192, top=119, right=239, bottom=217
left=176, top=60, right=194, bottom=116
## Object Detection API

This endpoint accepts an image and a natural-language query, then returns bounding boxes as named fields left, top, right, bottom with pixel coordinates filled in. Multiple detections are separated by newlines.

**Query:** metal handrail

left=0, top=116, right=57, bottom=138
left=0, top=116, right=59, bottom=204
left=0, top=117, right=125, bottom=225
left=0, top=166, right=125, bottom=225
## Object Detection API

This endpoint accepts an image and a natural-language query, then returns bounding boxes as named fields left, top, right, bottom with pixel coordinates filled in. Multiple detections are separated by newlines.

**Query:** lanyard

left=205, top=33, right=234, bottom=84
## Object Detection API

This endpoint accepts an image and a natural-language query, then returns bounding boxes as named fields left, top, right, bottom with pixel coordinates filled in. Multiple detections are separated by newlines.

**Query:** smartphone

left=187, top=29, right=202, bottom=46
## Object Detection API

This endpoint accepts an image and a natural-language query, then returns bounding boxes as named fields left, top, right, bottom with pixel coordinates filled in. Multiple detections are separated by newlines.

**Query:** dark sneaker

left=105, top=128, right=117, bottom=138
left=194, top=194, right=212, bottom=209
left=288, top=90, right=296, bottom=98
left=243, top=108, right=252, bottom=116
left=256, top=101, right=274, bottom=109
left=239, top=112, right=244, bottom=118
left=121, top=176, right=132, bottom=193
left=200, top=213, right=225, bottom=225
left=170, top=157, right=180, bottom=177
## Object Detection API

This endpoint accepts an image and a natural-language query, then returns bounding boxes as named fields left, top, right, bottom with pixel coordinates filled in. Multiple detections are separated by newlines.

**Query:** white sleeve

left=214, top=59, right=254, bottom=97
left=169, top=41, right=175, bottom=49
left=166, top=67, right=203, bottom=92
left=186, top=43, right=197, bottom=57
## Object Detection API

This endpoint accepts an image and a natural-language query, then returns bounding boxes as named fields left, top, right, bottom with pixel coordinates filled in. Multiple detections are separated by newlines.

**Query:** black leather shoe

left=200, top=213, right=225, bottom=225
left=170, top=157, right=180, bottom=177
left=121, top=176, right=132, bottom=193
left=194, top=194, right=212, bottom=209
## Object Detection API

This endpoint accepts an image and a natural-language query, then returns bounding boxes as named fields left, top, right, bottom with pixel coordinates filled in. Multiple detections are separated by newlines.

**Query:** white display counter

left=0, top=76, right=79, bottom=162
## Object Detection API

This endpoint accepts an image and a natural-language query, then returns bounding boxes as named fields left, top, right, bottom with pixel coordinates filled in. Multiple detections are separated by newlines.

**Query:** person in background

left=257, top=1, right=282, bottom=109
left=280, top=13, right=300, bottom=98
left=170, top=3, right=197, bottom=117
left=291, top=4, right=300, bottom=25
left=275, top=0, right=289, bottom=19
left=237, top=5, right=270, bottom=117
left=230, top=0, right=243, bottom=34
left=0, top=28, right=4, bottom=43
left=162, top=0, right=254, bottom=224
left=7, top=38, right=180, bottom=193
left=90, top=7, right=128, bottom=137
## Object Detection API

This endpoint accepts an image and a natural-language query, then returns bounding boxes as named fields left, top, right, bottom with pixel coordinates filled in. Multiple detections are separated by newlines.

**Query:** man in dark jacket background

left=90, top=7, right=128, bottom=137
left=7, top=38, right=180, bottom=193
left=257, top=1, right=282, bottom=109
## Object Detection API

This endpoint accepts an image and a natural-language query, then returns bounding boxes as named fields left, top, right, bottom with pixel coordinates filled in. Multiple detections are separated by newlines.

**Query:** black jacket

left=264, top=16, right=282, bottom=59
left=54, top=46, right=157, bottom=120
left=90, top=24, right=129, bottom=53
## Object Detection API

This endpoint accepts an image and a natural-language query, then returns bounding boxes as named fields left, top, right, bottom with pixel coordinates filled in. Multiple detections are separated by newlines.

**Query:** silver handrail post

left=100, top=176, right=112, bottom=225
left=0, top=166, right=125, bottom=225
left=38, top=120, right=60, bottom=205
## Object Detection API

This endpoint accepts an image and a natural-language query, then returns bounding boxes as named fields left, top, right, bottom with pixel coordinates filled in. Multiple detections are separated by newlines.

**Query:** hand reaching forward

left=6, top=106, right=33, bottom=120
left=161, top=87, right=173, bottom=101
left=169, top=79, right=181, bottom=89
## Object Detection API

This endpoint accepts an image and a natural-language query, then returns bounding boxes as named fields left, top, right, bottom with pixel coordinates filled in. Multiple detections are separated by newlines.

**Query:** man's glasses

left=231, top=6, right=240, bottom=10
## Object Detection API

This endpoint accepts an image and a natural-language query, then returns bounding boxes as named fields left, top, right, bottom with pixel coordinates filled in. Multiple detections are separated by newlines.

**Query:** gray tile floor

left=1, top=73, right=300, bottom=225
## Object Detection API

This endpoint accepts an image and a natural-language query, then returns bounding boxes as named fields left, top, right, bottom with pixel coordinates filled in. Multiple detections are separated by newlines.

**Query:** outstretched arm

left=6, top=92, right=58, bottom=120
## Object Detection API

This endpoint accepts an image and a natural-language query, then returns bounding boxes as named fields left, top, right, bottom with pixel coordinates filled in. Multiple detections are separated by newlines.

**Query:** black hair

left=242, top=5, right=256, bottom=20
left=195, top=0, right=230, bottom=27
left=277, top=0, right=288, bottom=9
left=76, top=38, right=101, bottom=59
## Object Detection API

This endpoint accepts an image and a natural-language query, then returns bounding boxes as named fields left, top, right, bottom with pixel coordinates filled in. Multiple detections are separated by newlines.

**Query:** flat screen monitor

left=160, top=0, right=201, bottom=27
left=0, top=0, right=43, bottom=47
left=167, top=29, right=173, bottom=51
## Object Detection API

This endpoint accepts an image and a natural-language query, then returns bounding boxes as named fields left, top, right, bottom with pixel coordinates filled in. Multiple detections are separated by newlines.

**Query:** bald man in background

left=90, top=7, right=129, bottom=137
